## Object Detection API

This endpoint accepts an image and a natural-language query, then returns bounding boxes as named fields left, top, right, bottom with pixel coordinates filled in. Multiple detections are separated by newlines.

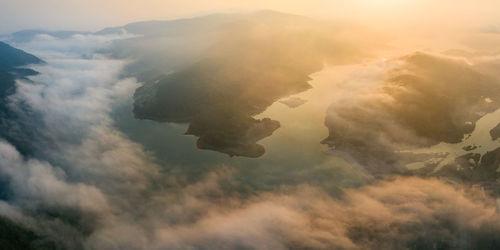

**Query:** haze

left=2, top=0, right=500, bottom=33
left=2, top=0, right=500, bottom=249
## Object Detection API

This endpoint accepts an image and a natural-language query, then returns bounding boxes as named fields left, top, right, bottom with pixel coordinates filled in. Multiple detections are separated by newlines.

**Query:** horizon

left=2, top=0, right=500, bottom=33
left=0, top=10, right=302, bottom=34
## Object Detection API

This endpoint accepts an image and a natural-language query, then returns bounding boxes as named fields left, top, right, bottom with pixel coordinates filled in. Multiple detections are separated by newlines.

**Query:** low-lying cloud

left=0, top=32, right=498, bottom=249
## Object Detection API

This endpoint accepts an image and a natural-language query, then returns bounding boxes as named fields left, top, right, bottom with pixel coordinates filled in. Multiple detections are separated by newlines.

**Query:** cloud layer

left=0, top=31, right=498, bottom=249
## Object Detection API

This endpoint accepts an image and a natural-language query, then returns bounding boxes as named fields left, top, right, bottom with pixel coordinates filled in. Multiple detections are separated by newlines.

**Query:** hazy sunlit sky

left=1, top=0, right=499, bottom=33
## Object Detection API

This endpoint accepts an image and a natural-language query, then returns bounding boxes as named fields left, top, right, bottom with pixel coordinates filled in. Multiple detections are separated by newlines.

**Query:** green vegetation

left=132, top=11, right=374, bottom=157
left=323, top=52, right=500, bottom=174
left=0, top=41, right=43, bottom=155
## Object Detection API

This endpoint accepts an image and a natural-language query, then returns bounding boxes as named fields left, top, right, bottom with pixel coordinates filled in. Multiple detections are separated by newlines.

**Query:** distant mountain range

left=5, top=30, right=91, bottom=43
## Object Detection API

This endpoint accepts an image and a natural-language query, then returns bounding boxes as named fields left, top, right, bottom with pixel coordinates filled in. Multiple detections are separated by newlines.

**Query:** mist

left=2, top=0, right=500, bottom=35
left=0, top=2, right=500, bottom=249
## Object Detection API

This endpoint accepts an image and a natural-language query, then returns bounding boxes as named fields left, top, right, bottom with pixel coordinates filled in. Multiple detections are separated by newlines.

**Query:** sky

left=1, top=0, right=500, bottom=33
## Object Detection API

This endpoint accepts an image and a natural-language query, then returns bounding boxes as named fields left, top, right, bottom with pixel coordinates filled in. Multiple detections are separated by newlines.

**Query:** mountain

left=0, top=41, right=44, bottom=155
left=0, top=41, right=43, bottom=66
left=127, top=11, right=378, bottom=157
left=323, top=52, right=500, bottom=177
left=0, top=41, right=43, bottom=96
